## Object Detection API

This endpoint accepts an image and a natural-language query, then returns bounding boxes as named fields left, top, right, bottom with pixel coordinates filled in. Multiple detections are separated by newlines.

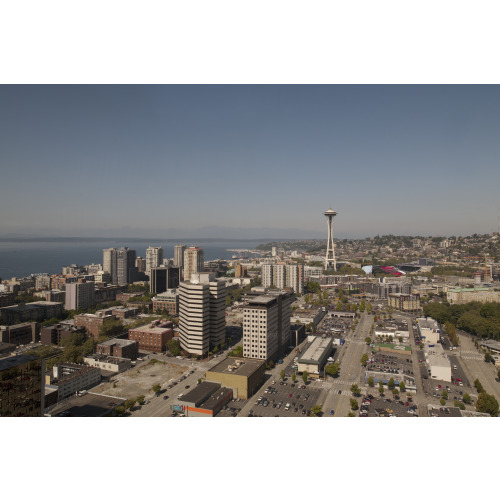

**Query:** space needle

left=324, top=208, right=337, bottom=271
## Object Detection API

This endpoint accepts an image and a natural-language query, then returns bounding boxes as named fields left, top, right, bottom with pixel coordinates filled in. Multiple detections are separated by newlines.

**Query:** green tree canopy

left=367, top=376, right=374, bottom=387
left=399, top=381, right=405, bottom=392
left=388, top=378, right=395, bottom=391
left=310, top=405, right=322, bottom=416
left=350, top=398, right=359, bottom=410
left=325, top=363, right=339, bottom=377
left=350, top=384, right=360, bottom=396
left=462, top=393, right=472, bottom=405
left=302, top=371, right=308, bottom=384
left=152, top=384, right=161, bottom=394
left=476, top=392, right=499, bottom=416
left=280, top=369, right=285, bottom=380
left=474, top=379, right=485, bottom=394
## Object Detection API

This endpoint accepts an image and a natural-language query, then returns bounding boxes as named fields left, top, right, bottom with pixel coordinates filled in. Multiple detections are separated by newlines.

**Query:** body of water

left=0, top=238, right=269, bottom=279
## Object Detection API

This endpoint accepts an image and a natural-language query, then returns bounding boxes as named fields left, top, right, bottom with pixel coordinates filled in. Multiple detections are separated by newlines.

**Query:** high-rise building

left=103, top=248, right=118, bottom=284
left=242, top=290, right=294, bottom=360
left=235, top=263, right=247, bottom=278
left=183, top=247, right=204, bottom=281
left=0, top=355, right=45, bottom=417
left=135, top=257, right=147, bottom=273
left=146, top=246, right=163, bottom=276
left=273, top=264, right=287, bottom=289
left=286, top=264, right=304, bottom=295
left=178, top=272, right=226, bottom=356
left=64, top=282, right=96, bottom=311
left=150, top=266, right=181, bottom=294
left=116, top=247, right=136, bottom=285
left=174, top=244, right=186, bottom=268
left=103, top=247, right=136, bottom=285
left=262, top=264, right=273, bottom=288
left=208, top=279, right=226, bottom=347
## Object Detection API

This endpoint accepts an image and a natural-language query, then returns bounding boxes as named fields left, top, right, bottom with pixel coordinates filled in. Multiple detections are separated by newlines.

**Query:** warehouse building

left=296, top=336, right=334, bottom=377
left=205, top=357, right=265, bottom=399
left=173, top=381, right=233, bottom=417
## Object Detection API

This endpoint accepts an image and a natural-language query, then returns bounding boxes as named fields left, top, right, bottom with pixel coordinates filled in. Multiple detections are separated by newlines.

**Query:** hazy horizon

left=1, top=85, right=500, bottom=238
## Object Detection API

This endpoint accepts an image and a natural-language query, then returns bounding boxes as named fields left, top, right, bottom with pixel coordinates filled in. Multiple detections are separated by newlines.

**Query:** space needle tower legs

left=324, top=208, right=337, bottom=271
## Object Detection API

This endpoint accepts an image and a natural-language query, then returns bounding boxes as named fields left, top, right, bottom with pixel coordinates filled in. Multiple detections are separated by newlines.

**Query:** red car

left=288, top=393, right=292, bottom=398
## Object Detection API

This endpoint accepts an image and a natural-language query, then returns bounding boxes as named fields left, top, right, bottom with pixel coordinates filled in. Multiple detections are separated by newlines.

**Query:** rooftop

left=246, top=295, right=277, bottom=306
left=0, top=354, right=38, bottom=371
left=98, top=338, right=137, bottom=347
left=208, top=357, right=265, bottom=377
left=199, top=387, right=234, bottom=410
left=299, top=337, right=334, bottom=364
left=178, top=381, right=221, bottom=404
left=47, top=392, right=125, bottom=417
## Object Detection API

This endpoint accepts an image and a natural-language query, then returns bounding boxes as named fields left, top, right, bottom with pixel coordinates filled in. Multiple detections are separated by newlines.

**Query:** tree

left=302, top=371, right=308, bottom=384
left=310, top=405, right=322, bottom=416
left=280, top=369, right=285, bottom=381
left=136, top=395, right=145, bottom=405
left=388, top=378, right=395, bottom=391
left=81, top=337, right=97, bottom=356
left=440, top=398, right=446, bottom=406
left=350, top=384, right=360, bottom=396
left=442, top=390, right=448, bottom=400
left=399, top=381, right=405, bottom=392
left=152, top=384, right=161, bottom=394
left=167, top=339, right=181, bottom=356
left=365, top=337, right=371, bottom=345
left=325, top=363, right=339, bottom=377
left=124, top=399, right=136, bottom=410
left=392, top=388, right=399, bottom=396
left=367, top=376, right=374, bottom=387
left=474, top=378, right=485, bottom=394
left=350, top=398, right=359, bottom=411
left=98, top=318, right=124, bottom=339
left=360, top=353, right=368, bottom=366
left=348, top=411, right=355, bottom=417
left=378, top=381, right=384, bottom=395
left=485, top=353, right=494, bottom=363
left=463, top=393, right=472, bottom=405
left=476, top=392, right=499, bottom=416
left=291, top=373, right=297, bottom=383
left=114, top=405, right=126, bottom=416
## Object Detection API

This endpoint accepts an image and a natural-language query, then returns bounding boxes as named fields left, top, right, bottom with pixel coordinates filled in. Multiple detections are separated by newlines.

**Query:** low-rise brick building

left=96, top=338, right=139, bottom=360
left=151, top=289, right=180, bottom=316
left=128, top=321, right=173, bottom=352
left=74, top=312, right=116, bottom=339
left=40, top=324, right=86, bottom=346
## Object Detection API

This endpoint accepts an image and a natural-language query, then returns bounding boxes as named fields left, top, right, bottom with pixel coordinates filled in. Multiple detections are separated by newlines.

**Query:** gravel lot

left=93, top=359, right=188, bottom=400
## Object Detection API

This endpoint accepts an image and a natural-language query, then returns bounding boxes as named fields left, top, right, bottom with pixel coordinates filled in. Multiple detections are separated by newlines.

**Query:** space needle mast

left=324, top=208, right=337, bottom=271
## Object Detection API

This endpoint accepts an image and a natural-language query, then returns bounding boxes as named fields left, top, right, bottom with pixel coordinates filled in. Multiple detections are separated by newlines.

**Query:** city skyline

left=1, top=85, right=500, bottom=238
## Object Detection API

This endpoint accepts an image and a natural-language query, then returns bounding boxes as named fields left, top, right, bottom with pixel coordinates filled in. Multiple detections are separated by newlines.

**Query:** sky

left=1, top=84, right=500, bottom=239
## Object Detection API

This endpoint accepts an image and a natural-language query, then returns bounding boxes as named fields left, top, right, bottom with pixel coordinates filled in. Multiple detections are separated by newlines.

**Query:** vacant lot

left=94, top=360, right=188, bottom=400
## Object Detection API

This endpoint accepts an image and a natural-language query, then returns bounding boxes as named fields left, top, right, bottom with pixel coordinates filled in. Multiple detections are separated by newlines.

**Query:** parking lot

left=448, top=354, right=471, bottom=388
left=359, top=392, right=419, bottom=417
left=246, top=381, right=323, bottom=417
left=427, top=404, right=462, bottom=417
left=423, top=378, right=472, bottom=405
left=367, top=351, right=415, bottom=377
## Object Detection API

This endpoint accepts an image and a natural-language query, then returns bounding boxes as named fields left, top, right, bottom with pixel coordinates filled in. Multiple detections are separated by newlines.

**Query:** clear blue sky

left=1, top=85, right=499, bottom=239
